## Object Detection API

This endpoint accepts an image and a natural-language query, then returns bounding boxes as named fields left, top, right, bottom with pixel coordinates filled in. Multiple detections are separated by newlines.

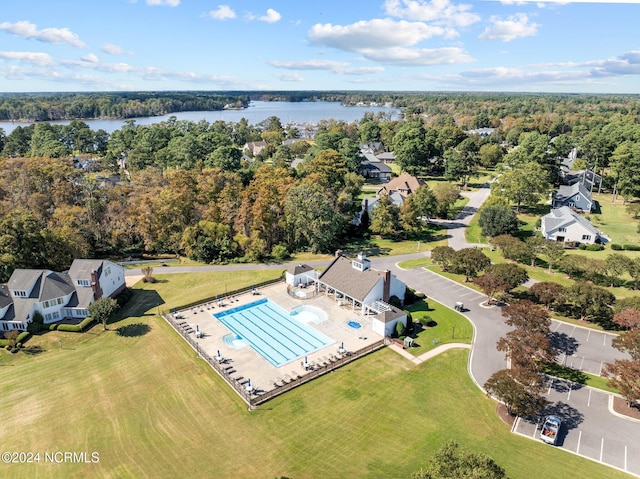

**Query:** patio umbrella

left=303, top=356, right=309, bottom=368
left=216, top=350, right=222, bottom=362
left=246, top=379, right=253, bottom=392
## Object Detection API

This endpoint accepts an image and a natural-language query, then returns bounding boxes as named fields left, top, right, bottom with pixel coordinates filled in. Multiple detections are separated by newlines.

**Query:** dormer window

left=77, top=279, right=90, bottom=287
left=13, top=290, right=26, bottom=297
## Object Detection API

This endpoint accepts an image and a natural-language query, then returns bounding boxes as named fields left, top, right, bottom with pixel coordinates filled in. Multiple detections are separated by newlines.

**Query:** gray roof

left=318, top=256, right=383, bottom=302
left=542, top=207, right=600, bottom=236
left=0, top=285, right=12, bottom=309
left=554, top=182, right=592, bottom=203
left=68, top=259, right=104, bottom=281
left=287, top=264, right=314, bottom=275
left=375, top=308, right=406, bottom=323
left=38, top=272, right=75, bottom=302
left=376, top=152, right=395, bottom=161
left=361, top=160, right=392, bottom=174
left=8, top=269, right=46, bottom=294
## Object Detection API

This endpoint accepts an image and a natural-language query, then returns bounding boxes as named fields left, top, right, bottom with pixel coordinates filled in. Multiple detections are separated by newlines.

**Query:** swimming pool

left=214, top=298, right=333, bottom=367
left=290, top=305, right=328, bottom=324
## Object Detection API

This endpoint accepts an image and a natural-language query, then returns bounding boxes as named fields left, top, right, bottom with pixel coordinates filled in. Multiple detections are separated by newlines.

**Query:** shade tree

left=452, top=248, right=491, bottom=282
left=478, top=205, right=519, bottom=238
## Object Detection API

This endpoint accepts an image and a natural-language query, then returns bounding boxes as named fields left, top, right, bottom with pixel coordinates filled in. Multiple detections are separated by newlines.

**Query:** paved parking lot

left=513, top=377, right=640, bottom=477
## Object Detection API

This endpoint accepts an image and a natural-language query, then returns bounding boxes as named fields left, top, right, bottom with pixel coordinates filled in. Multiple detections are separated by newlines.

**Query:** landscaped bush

left=395, top=320, right=406, bottom=338
left=623, top=244, right=640, bottom=251
left=48, top=324, right=58, bottom=331
left=419, top=315, right=434, bottom=327
left=611, top=244, right=623, bottom=250
left=586, top=244, right=604, bottom=251
left=114, top=287, right=133, bottom=307
left=578, top=243, right=587, bottom=250
left=57, top=317, right=96, bottom=333
left=388, top=295, right=403, bottom=308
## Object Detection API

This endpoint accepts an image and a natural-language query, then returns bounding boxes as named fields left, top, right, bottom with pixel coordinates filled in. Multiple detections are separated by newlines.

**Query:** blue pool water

left=214, top=298, right=333, bottom=367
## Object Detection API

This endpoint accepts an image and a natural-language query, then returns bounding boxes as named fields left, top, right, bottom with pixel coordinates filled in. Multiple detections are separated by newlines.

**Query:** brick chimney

left=90, top=270, right=103, bottom=300
left=382, top=270, right=391, bottom=302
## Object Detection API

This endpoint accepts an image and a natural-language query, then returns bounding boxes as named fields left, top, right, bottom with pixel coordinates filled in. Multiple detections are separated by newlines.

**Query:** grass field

left=405, top=299, right=473, bottom=355
left=0, top=271, right=632, bottom=479
left=590, top=193, right=640, bottom=246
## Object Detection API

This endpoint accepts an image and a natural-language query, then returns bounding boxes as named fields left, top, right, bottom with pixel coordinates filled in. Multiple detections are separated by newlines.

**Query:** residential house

left=465, top=127, right=495, bottom=137
left=243, top=141, right=268, bottom=156
left=354, top=193, right=404, bottom=226
left=360, top=153, right=392, bottom=182
left=0, top=259, right=125, bottom=332
left=359, top=142, right=384, bottom=155
left=376, top=151, right=396, bottom=163
left=376, top=172, right=423, bottom=198
left=552, top=182, right=594, bottom=212
left=540, top=207, right=605, bottom=245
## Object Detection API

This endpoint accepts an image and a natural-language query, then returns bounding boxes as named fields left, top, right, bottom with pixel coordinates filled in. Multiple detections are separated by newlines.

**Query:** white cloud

left=275, top=72, right=304, bottom=82
left=269, top=59, right=349, bottom=70
left=259, top=9, right=281, bottom=23
left=146, top=0, right=180, bottom=6
left=0, top=51, right=54, bottom=67
left=384, top=0, right=480, bottom=27
left=479, top=13, right=539, bottom=42
left=0, top=21, right=86, bottom=48
left=360, top=46, right=473, bottom=65
left=101, top=43, right=130, bottom=55
left=82, top=53, right=99, bottom=63
left=587, top=50, right=640, bottom=77
left=309, top=19, right=445, bottom=51
left=208, top=5, right=236, bottom=20
left=269, top=59, right=385, bottom=75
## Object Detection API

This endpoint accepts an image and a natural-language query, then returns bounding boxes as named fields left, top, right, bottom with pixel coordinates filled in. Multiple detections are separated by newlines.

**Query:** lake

left=0, top=101, right=400, bottom=135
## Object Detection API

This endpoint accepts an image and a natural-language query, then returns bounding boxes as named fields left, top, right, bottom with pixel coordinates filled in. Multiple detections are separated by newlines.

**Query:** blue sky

left=1, top=0, right=639, bottom=93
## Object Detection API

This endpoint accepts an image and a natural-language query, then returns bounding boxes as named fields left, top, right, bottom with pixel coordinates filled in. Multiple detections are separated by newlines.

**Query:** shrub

left=395, top=320, right=406, bottom=338
left=49, top=324, right=58, bottom=331
left=114, top=287, right=133, bottom=307
left=57, top=317, right=95, bottom=333
left=404, top=288, right=418, bottom=305
left=388, top=295, right=402, bottom=308
left=270, top=244, right=290, bottom=261
left=419, top=315, right=434, bottom=326
left=16, top=331, right=30, bottom=344
left=611, top=244, right=623, bottom=251
left=578, top=243, right=587, bottom=250
left=623, top=244, right=640, bottom=251
left=27, top=322, right=44, bottom=334
left=586, top=244, right=604, bottom=251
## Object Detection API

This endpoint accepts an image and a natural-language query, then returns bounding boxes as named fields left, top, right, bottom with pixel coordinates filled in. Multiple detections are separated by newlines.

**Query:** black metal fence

left=170, top=275, right=285, bottom=312
left=162, top=310, right=388, bottom=407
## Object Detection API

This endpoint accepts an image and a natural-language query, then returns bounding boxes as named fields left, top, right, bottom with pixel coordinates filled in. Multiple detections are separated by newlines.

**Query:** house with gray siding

left=552, top=182, right=594, bottom=212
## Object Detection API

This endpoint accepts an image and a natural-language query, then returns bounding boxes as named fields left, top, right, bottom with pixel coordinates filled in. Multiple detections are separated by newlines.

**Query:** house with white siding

left=0, top=259, right=125, bottom=332
left=540, top=207, right=605, bottom=245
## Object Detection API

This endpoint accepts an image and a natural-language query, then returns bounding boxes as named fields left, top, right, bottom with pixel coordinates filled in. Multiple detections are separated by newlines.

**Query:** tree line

left=0, top=91, right=249, bottom=122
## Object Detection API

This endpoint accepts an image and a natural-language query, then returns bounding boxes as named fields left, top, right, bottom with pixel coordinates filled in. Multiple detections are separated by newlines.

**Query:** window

left=558, top=227, right=566, bottom=232
left=582, top=235, right=591, bottom=241
left=77, top=279, right=90, bottom=287
left=13, top=290, right=26, bottom=298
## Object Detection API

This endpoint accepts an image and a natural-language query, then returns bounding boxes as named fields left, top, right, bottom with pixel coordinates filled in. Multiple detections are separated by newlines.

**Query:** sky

left=1, top=0, right=640, bottom=94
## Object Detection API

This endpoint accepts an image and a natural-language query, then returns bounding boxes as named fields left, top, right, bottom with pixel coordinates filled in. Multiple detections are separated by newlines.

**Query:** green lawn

left=405, top=299, right=473, bottom=355
left=0, top=333, right=626, bottom=478
left=398, top=258, right=432, bottom=269
left=590, top=193, right=640, bottom=246
left=341, top=225, right=449, bottom=257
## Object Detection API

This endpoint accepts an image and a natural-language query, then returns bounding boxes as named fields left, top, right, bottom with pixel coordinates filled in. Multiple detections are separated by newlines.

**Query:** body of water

left=0, top=101, right=400, bottom=135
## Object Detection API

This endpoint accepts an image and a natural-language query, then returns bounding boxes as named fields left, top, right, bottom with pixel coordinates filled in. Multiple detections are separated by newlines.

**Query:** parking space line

left=603, top=334, right=607, bottom=346
left=579, top=357, right=585, bottom=371
left=567, top=381, right=572, bottom=400
left=588, top=388, right=592, bottom=407
left=599, top=361, right=603, bottom=376
left=547, top=379, right=553, bottom=395
left=600, top=437, right=604, bottom=462
left=553, top=322, right=561, bottom=332
left=571, top=325, right=576, bottom=337
left=577, top=430, right=582, bottom=454
left=586, top=329, right=591, bottom=342
left=625, top=445, right=628, bottom=471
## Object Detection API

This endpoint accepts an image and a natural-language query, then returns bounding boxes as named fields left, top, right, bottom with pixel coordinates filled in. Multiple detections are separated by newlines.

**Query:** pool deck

left=174, top=283, right=383, bottom=394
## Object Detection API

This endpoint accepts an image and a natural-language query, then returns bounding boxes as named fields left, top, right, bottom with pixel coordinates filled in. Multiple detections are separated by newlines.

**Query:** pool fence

left=162, top=310, right=388, bottom=407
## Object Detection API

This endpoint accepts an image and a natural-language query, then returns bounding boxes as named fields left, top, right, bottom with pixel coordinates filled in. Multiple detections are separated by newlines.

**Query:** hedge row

left=610, top=244, right=640, bottom=251
left=48, top=316, right=96, bottom=333
left=0, top=331, right=31, bottom=348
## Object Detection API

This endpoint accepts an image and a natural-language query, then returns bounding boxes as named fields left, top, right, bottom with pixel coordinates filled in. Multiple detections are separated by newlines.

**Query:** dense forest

left=0, top=91, right=250, bottom=122
left=1, top=92, right=640, bottom=282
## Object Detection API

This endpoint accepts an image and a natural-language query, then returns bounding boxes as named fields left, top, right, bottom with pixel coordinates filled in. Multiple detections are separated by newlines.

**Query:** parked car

left=540, top=415, right=562, bottom=445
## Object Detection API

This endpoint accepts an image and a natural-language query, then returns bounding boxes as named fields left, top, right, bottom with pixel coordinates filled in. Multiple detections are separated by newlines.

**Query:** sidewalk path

left=389, top=342, right=471, bottom=364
